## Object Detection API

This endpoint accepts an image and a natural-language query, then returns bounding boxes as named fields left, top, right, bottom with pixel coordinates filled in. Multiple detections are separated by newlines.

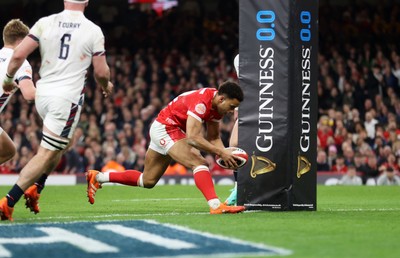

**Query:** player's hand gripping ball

left=216, top=147, right=249, bottom=169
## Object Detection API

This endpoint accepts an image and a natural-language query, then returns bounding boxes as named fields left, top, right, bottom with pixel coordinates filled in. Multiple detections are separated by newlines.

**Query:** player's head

left=215, top=81, right=243, bottom=115
left=218, top=81, right=243, bottom=102
left=2, top=19, right=29, bottom=46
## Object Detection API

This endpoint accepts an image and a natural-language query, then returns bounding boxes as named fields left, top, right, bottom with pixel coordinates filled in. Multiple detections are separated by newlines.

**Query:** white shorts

left=35, top=95, right=82, bottom=139
left=149, top=120, right=186, bottom=155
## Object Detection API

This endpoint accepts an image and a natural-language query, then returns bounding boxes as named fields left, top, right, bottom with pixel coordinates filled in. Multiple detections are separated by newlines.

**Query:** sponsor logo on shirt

left=195, top=103, right=206, bottom=115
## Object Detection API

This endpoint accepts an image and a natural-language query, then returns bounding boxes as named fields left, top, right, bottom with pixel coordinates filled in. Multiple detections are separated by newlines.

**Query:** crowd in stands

left=1, top=1, right=400, bottom=185
left=317, top=1, right=400, bottom=185
left=0, top=0, right=237, bottom=176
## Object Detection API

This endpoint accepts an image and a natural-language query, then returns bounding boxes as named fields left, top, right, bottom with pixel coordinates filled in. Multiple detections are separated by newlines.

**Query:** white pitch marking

left=14, top=207, right=400, bottom=222
left=0, top=245, right=11, bottom=258
left=111, top=198, right=201, bottom=202
left=21, top=212, right=210, bottom=221
left=323, top=208, right=400, bottom=212
left=0, top=227, right=119, bottom=256
left=96, top=224, right=196, bottom=250
left=144, top=220, right=293, bottom=256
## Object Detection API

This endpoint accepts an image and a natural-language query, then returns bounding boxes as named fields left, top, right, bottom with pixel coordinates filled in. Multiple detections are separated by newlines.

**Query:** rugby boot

left=0, top=197, right=14, bottom=221
left=24, top=184, right=41, bottom=214
left=210, top=203, right=245, bottom=214
left=86, top=170, right=102, bottom=204
left=224, top=185, right=237, bottom=206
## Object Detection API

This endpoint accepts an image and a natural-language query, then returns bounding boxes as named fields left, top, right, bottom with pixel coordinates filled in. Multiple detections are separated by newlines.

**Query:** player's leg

left=86, top=149, right=171, bottom=204
left=168, top=139, right=219, bottom=202
left=1, top=138, right=67, bottom=219
left=86, top=165, right=151, bottom=205
left=168, top=139, right=245, bottom=214
left=229, top=117, right=239, bottom=148
left=0, top=129, right=17, bottom=217
left=24, top=97, right=80, bottom=214
left=0, top=128, right=17, bottom=165
left=89, top=149, right=171, bottom=188
left=1, top=96, right=77, bottom=220
left=225, top=116, right=239, bottom=206
left=86, top=120, right=173, bottom=204
left=0, top=129, right=16, bottom=219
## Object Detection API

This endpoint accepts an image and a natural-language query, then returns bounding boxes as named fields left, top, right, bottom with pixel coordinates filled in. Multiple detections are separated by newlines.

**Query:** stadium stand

left=1, top=0, right=400, bottom=185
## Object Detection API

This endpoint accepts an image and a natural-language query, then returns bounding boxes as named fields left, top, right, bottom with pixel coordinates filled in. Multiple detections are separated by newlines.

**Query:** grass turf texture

left=0, top=185, right=399, bottom=258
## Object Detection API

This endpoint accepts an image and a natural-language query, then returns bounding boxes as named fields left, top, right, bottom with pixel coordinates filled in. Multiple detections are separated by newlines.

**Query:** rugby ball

left=216, top=147, right=248, bottom=169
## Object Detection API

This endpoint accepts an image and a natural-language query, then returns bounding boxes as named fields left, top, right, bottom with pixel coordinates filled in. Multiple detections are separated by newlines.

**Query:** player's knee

left=1, top=144, right=16, bottom=162
left=9, top=144, right=16, bottom=156
left=192, top=162, right=209, bottom=172
left=40, top=132, right=70, bottom=151
left=193, top=156, right=207, bottom=167
left=143, top=178, right=157, bottom=189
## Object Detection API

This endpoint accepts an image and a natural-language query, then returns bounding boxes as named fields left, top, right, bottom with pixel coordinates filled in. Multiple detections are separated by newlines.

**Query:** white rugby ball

left=216, top=147, right=249, bottom=169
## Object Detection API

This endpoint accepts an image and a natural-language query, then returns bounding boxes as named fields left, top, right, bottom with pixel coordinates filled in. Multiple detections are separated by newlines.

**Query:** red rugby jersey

left=156, top=88, right=222, bottom=132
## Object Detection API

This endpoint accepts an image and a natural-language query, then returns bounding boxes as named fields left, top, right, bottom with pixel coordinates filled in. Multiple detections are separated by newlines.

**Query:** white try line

left=145, top=220, right=293, bottom=256
left=96, top=224, right=197, bottom=250
left=322, top=207, right=400, bottom=212
left=20, top=211, right=211, bottom=221
left=0, top=220, right=293, bottom=257
left=111, top=198, right=202, bottom=202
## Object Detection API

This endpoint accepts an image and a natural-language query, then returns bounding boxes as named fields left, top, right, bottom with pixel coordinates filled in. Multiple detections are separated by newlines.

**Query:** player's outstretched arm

left=206, top=120, right=225, bottom=150
left=186, top=116, right=238, bottom=168
left=18, top=78, right=36, bottom=101
left=92, top=55, right=113, bottom=97
left=3, top=37, right=38, bottom=93
left=186, top=116, right=222, bottom=154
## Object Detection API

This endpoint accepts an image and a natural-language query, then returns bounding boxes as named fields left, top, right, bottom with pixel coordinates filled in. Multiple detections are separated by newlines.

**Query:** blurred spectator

left=364, top=111, right=379, bottom=140
left=331, top=154, right=347, bottom=174
left=359, top=154, right=380, bottom=184
left=337, top=165, right=363, bottom=185
left=317, top=149, right=330, bottom=171
left=353, top=152, right=366, bottom=172
left=376, top=167, right=400, bottom=185
left=101, top=160, right=125, bottom=173
left=317, top=116, right=334, bottom=150
left=327, top=145, right=338, bottom=168
left=342, top=144, right=355, bottom=166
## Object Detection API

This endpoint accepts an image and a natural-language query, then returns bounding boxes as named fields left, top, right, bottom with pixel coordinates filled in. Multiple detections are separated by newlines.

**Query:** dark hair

left=217, top=81, right=244, bottom=102
left=347, top=164, right=356, bottom=170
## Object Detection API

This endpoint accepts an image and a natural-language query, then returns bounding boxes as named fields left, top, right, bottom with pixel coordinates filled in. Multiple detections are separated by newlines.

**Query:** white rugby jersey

left=30, top=10, right=105, bottom=103
left=0, top=47, right=33, bottom=113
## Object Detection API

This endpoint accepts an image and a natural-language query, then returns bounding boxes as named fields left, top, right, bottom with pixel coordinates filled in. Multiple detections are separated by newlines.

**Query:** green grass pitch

left=1, top=184, right=399, bottom=258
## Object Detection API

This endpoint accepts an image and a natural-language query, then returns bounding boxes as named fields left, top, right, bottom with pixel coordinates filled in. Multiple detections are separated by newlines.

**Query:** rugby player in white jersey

left=0, top=0, right=113, bottom=221
left=0, top=19, right=36, bottom=168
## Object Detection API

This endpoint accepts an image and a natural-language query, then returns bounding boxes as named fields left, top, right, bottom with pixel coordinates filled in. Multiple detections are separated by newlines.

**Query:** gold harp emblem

left=250, top=155, right=276, bottom=178
left=297, top=155, right=311, bottom=178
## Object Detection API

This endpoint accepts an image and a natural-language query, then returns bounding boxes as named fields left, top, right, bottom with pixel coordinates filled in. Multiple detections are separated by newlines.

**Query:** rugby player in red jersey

left=86, top=81, right=246, bottom=214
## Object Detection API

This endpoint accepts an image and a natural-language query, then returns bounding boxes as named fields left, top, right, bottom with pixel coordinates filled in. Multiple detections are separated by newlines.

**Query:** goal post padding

left=237, top=0, right=318, bottom=211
